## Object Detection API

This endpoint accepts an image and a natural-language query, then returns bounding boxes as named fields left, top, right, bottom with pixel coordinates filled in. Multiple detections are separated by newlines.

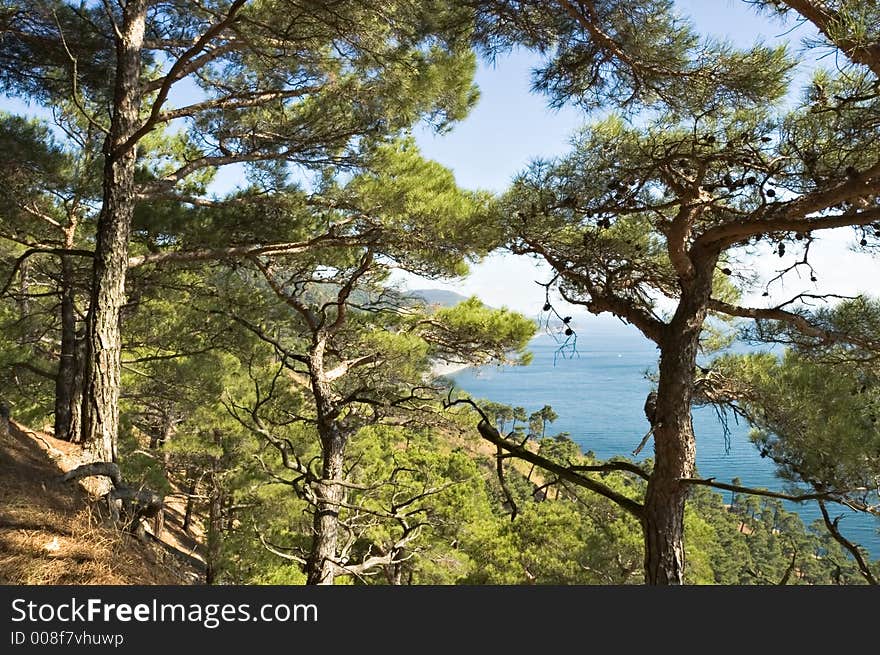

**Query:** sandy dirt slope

left=0, top=421, right=202, bottom=585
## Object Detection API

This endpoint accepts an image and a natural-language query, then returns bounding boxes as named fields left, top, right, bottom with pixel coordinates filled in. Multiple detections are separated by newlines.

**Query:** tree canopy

left=0, top=0, right=878, bottom=586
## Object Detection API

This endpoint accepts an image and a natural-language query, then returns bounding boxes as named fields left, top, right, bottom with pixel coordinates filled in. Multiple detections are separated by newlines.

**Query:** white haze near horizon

left=400, top=0, right=880, bottom=324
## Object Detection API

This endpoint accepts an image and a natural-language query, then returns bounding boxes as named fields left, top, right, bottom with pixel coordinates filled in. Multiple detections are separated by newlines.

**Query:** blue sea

left=450, top=323, right=879, bottom=558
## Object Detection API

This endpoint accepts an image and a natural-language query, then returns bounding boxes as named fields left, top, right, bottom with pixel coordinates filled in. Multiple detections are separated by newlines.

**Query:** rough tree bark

left=641, top=257, right=716, bottom=585
left=205, top=482, right=222, bottom=584
left=205, top=429, right=224, bottom=585
left=305, top=432, right=346, bottom=585
left=384, top=552, right=407, bottom=585
left=69, top=335, right=85, bottom=442
left=0, top=402, right=9, bottom=438
left=61, top=461, right=163, bottom=535
left=79, top=0, right=148, bottom=462
left=54, top=251, right=82, bottom=441
left=149, top=410, right=176, bottom=450
left=304, top=337, right=348, bottom=585
left=182, top=472, right=198, bottom=535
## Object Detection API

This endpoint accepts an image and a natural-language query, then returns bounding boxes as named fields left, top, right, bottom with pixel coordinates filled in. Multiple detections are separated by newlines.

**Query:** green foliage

left=0, top=312, right=55, bottom=426
left=421, top=296, right=536, bottom=366
left=687, top=487, right=871, bottom=585
left=475, top=0, right=791, bottom=113
left=2, top=0, right=878, bottom=587
left=345, top=138, right=496, bottom=276
left=713, top=301, right=880, bottom=516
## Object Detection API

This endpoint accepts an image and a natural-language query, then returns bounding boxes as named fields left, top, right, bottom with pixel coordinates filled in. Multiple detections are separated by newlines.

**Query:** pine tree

left=467, top=0, right=880, bottom=583
left=206, top=141, right=535, bottom=584
left=0, top=0, right=480, bottom=461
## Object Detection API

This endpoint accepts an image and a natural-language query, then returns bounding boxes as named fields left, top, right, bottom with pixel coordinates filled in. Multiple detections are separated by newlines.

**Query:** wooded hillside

left=0, top=0, right=877, bottom=585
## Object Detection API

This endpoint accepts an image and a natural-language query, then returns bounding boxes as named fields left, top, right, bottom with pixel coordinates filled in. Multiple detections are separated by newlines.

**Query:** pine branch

left=707, top=298, right=879, bottom=350
left=445, top=397, right=645, bottom=518
left=818, top=500, right=878, bottom=585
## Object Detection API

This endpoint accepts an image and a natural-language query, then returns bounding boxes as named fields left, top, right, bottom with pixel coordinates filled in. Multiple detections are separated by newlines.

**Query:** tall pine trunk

left=54, top=252, right=81, bottom=441
left=641, top=259, right=715, bottom=585
left=80, top=1, right=147, bottom=462
left=305, top=338, right=346, bottom=585
left=205, top=430, right=224, bottom=584
left=182, top=472, right=198, bottom=535
left=205, top=482, right=223, bottom=585
left=69, top=335, right=85, bottom=442
left=305, top=433, right=346, bottom=585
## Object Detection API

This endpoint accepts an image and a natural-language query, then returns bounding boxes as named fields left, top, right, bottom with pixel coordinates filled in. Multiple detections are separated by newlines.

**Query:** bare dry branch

left=446, top=397, right=645, bottom=518
left=818, top=500, right=878, bottom=585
